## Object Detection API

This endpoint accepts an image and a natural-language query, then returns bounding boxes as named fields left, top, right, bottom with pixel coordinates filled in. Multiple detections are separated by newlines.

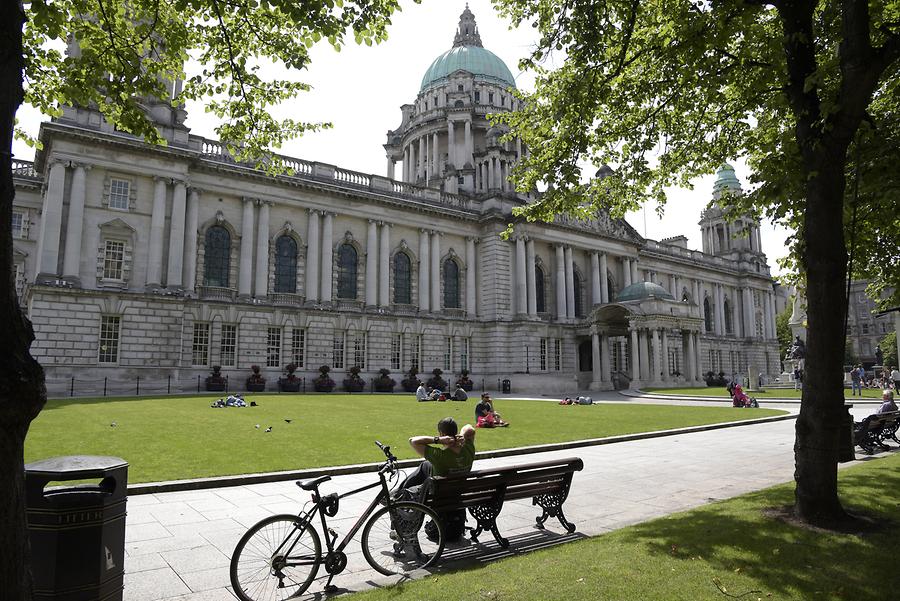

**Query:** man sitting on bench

left=878, top=389, right=897, bottom=414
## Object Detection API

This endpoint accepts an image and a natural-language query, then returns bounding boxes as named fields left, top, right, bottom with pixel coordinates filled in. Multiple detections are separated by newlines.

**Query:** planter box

left=313, top=380, right=335, bottom=392
left=279, top=379, right=301, bottom=392
left=246, top=382, right=266, bottom=392
left=205, top=380, right=226, bottom=392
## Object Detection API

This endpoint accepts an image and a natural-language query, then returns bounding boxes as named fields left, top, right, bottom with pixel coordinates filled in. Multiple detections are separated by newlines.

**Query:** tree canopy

left=493, top=0, right=900, bottom=525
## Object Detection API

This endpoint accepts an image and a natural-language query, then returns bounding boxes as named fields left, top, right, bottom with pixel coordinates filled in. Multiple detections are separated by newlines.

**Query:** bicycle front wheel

left=361, top=501, right=444, bottom=576
left=230, top=514, right=321, bottom=601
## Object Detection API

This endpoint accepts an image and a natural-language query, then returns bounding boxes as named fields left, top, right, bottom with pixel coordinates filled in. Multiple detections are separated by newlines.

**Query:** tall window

left=553, top=339, right=561, bottom=371
left=703, top=297, right=714, bottom=332
left=352, top=331, right=367, bottom=369
left=192, top=322, right=210, bottom=366
left=220, top=324, right=237, bottom=367
left=11, top=211, right=24, bottom=238
left=391, top=333, right=403, bottom=370
left=337, top=243, right=358, bottom=299
left=669, top=349, right=680, bottom=375
left=108, top=178, right=130, bottom=210
left=102, top=240, right=126, bottom=280
left=204, top=226, right=231, bottom=288
left=573, top=272, right=583, bottom=317
left=443, top=259, right=460, bottom=308
left=540, top=338, right=548, bottom=371
left=411, top=334, right=422, bottom=371
left=460, top=338, right=470, bottom=372
left=723, top=299, right=733, bottom=334
left=274, top=236, right=298, bottom=293
left=99, top=316, right=121, bottom=364
left=266, top=327, right=282, bottom=367
left=291, top=328, right=305, bottom=368
left=393, top=253, right=412, bottom=304
left=332, top=331, right=345, bottom=369
left=444, top=337, right=453, bottom=371
left=535, top=265, right=545, bottom=313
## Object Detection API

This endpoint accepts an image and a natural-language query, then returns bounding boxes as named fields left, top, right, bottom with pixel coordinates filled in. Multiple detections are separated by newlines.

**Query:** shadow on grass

left=620, top=464, right=900, bottom=600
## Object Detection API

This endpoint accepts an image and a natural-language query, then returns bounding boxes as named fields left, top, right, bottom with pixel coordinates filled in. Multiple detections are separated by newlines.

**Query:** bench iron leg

left=533, top=491, right=577, bottom=533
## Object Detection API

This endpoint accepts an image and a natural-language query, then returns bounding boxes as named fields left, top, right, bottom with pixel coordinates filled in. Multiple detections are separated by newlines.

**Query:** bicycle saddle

left=296, top=475, right=331, bottom=490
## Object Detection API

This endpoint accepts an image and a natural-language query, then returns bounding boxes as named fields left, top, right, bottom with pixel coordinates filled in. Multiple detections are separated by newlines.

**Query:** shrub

left=374, top=368, right=395, bottom=393
left=427, top=368, right=447, bottom=391
left=313, top=365, right=335, bottom=392
left=401, top=367, right=419, bottom=393
left=344, top=365, right=365, bottom=392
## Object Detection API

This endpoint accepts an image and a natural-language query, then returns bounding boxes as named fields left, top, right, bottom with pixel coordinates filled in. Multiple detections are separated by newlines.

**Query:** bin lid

left=25, top=455, right=128, bottom=477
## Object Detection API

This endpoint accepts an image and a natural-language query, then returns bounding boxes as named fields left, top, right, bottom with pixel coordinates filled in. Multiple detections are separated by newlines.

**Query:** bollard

left=136, top=376, right=140, bottom=396
left=197, top=375, right=201, bottom=393
left=103, top=377, right=108, bottom=397
left=70, top=377, right=75, bottom=398
left=167, top=375, right=171, bottom=394
left=302, top=377, right=306, bottom=393
left=225, top=375, right=229, bottom=393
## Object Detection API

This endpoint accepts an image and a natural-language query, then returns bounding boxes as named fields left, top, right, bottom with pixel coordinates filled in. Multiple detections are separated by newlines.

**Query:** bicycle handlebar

left=375, top=440, right=398, bottom=466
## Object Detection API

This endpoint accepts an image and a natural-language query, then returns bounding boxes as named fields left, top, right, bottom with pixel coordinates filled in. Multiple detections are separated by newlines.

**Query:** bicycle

left=230, top=441, right=445, bottom=601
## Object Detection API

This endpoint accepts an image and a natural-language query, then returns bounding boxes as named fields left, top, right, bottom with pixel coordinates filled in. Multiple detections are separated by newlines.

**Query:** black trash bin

left=25, top=456, right=128, bottom=601
left=502, top=379, right=511, bottom=393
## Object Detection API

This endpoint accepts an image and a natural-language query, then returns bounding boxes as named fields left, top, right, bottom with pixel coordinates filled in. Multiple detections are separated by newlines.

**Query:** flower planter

left=344, top=379, right=366, bottom=393
left=205, top=379, right=226, bottom=392
left=246, top=381, right=266, bottom=392
left=374, top=380, right=395, bottom=393
left=313, top=380, right=335, bottom=392
left=278, top=379, right=301, bottom=392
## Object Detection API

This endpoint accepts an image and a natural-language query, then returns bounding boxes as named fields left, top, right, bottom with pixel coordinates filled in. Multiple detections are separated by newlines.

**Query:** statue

left=789, top=336, right=807, bottom=360
left=875, top=345, right=884, bottom=366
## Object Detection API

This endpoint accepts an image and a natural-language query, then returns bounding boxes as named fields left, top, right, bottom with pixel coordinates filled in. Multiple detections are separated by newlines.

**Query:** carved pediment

left=98, top=218, right=136, bottom=237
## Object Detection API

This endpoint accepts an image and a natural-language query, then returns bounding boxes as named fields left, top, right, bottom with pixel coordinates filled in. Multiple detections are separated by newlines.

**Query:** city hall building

left=11, top=7, right=779, bottom=396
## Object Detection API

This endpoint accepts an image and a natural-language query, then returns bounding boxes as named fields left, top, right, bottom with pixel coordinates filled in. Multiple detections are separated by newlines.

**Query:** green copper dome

left=615, top=282, right=675, bottom=303
left=713, top=163, right=742, bottom=196
left=420, top=45, right=516, bottom=92
left=420, top=5, right=516, bottom=92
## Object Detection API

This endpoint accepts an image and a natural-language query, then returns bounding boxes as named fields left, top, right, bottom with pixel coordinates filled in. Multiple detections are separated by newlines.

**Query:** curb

left=127, top=412, right=796, bottom=496
left=623, top=389, right=881, bottom=405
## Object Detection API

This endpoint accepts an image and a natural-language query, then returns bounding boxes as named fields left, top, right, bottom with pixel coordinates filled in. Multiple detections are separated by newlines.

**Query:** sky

left=13, top=0, right=791, bottom=275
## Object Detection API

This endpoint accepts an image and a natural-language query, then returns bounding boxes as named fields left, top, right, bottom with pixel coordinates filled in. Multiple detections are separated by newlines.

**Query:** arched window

left=723, top=298, right=733, bottom=334
left=573, top=272, right=583, bottom=317
left=443, top=259, right=460, bottom=308
left=337, top=243, right=358, bottom=299
left=393, top=252, right=412, bottom=304
left=607, top=272, right=617, bottom=303
left=535, top=265, right=545, bottom=313
left=204, top=226, right=230, bottom=288
left=273, top=235, right=298, bottom=293
left=703, top=297, right=714, bottom=332
left=681, top=289, right=691, bottom=303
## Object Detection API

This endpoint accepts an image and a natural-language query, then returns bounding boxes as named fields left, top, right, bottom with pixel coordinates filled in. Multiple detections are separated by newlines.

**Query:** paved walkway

left=120, top=399, right=884, bottom=601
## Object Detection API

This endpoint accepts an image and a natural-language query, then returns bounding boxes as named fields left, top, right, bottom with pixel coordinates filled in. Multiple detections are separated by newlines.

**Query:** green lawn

left=643, top=386, right=885, bottom=399
left=349, top=452, right=900, bottom=601
left=25, top=394, right=785, bottom=483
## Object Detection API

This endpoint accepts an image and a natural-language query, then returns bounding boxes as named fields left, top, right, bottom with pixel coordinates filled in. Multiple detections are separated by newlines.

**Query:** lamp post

left=525, top=345, right=530, bottom=373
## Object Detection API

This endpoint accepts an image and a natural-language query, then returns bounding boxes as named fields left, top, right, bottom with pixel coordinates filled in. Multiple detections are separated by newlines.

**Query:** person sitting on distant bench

left=415, top=383, right=428, bottom=402
left=878, top=389, right=897, bottom=414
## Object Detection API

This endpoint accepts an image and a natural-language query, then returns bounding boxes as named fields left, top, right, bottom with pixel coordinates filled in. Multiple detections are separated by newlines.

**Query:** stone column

left=685, top=331, right=696, bottom=380
left=447, top=121, right=456, bottom=167
left=631, top=260, right=639, bottom=285
left=564, top=246, right=575, bottom=319
left=590, top=252, right=601, bottom=305
left=254, top=199, right=270, bottom=297
left=238, top=197, right=255, bottom=297
left=487, top=158, right=495, bottom=190
left=464, top=120, right=473, bottom=167
left=600, top=333, right=611, bottom=383
left=365, top=219, right=378, bottom=306
left=36, top=160, right=66, bottom=279
left=379, top=222, right=391, bottom=307
left=387, top=158, right=395, bottom=180
left=403, top=146, right=409, bottom=183
left=62, top=163, right=88, bottom=282
left=305, top=210, right=320, bottom=302
left=145, top=177, right=168, bottom=287
left=466, top=237, right=477, bottom=317
left=165, top=180, right=188, bottom=288
left=515, top=236, right=527, bottom=314
left=418, top=136, right=426, bottom=180
left=183, top=188, right=200, bottom=291
left=320, top=212, right=334, bottom=302
left=591, top=331, right=602, bottom=385
left=430, top=231, right=441, bottom=310
left=432, top=132, right=440, bottom=177
left=672, top=275, right=680, bottom=300
left=694, top=332, right=703, bottom=382
left=419, top=229, right=430, bottom=311
left=555, top=245, right=566, bottom=320
left=623, top=258, right=632, bottom=286
left=651, top=328, right=661, bottom=382
left=599, top=253, right=609, bottom=304
left=661, top=329, right=669, bottom=381
left=629, top=328, right=640, bottom=382
left=526, top=238, right=537, bottom=315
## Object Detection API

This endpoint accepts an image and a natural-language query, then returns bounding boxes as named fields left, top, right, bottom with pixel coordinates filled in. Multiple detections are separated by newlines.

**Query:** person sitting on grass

left=427, top=386, right=443, bottom=401
left=415, top=382, right=428, bottom=402
left=475, top=393, right=509, bottom=427
left=452, top=385, right=468, bottom=401
left=878, top=389, right=897, bottom=414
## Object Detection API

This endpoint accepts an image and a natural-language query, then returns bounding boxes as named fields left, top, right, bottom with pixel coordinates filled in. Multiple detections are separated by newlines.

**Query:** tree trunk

left=0, top=2, right=47, bottom=598
left=793, top=148, right=851, bottom=525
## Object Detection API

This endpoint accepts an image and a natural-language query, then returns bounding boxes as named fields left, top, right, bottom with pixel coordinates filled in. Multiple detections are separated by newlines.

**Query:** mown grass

left=349, top=452, right=900, bottom=601
left=25, top=394, right=784, bottom=483
left=644, top=386, right=885, bottom=399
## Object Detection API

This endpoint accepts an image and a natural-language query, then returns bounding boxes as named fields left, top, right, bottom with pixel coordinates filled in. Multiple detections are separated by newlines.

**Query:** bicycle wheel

left=230, top=514, right=321, bottom=601
left=361, top=501, right=444, bottom=576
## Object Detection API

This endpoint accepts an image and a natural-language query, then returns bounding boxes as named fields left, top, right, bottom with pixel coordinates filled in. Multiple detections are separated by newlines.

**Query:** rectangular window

left=540, top=338, right=548, bottom=371
left=553, top=339, right=561, bottom=371
left=102, top=240, right=126, bottom=280
left=474, top=91, right=480, bottom=102
left=411, top=334, right=422, bottom=372
left=862, top=323, right=869, bottom=334
left=460, top=338, right=470, bottom=372
left=333, top=331, right=345, bottom=369
left=291, top=328, right=305, bottom=368
left=109, top=178, right=130, bottom=210
left=192, top=322, right=210, bottom=366
left=612, top=341, right=622, bottom=373
left=98, top=315, right=121, bottom=364
left=266, top=327, right=282, bottom=368
left=12, top=211, right=24, bottom=238
left=391, top=333, right=402, bottom=370
left=488, top=92, right=494, bottom=104
left=352, top=332, right=367, bottom=369
left=444, top=337, right=453, bottom=371
left=669, top=350, right=679, bottom=376
left=220, top=324, right=237, bottom=367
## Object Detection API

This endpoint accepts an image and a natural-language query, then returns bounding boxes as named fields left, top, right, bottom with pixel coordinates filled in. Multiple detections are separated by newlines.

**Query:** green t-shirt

left=424, top=439, right=475, bottom=477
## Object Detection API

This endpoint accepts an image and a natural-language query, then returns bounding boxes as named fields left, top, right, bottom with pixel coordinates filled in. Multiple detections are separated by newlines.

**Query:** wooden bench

left=854, top=411, right=900, bottom=454
left=425, top=457, right=583, bottom=548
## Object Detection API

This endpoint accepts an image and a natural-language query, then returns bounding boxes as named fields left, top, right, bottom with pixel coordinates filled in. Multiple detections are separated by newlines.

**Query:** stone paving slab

left=119, top=400, right=890, bottom=600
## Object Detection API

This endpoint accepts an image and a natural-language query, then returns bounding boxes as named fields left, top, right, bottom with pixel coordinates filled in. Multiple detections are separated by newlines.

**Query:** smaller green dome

left=615, top=282, right=675, bottom=303
left=713, top=163, right=742, bottom=196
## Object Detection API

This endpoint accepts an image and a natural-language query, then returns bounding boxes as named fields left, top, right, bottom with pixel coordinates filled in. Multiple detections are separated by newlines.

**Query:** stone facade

left=11, top=8, right=779, bottom=396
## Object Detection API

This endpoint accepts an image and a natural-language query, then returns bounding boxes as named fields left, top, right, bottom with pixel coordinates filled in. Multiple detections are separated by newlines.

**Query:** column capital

left=256, top=198, right=273, bottom=207
left=420, top=227, right=430, bottom=234
left=171, top=178, right=189, bottom=188
left=368, top=218, right=378, bottom=225
left=241, top=196, right=257, bottom=205
left=307, top=207, right=320, bottom=216
left=430, top=230, right=443, bottom=238
left=466, top=235, right=480, bottom=244
left=47, top=157, right=68, bottom=169
left=153, top=175, right=169, bottom=184
left=379, top=221, right=393, bottom=228
left=68, top=161, right=92, bottom=171
left=187, top=186, right=202, bottom=196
